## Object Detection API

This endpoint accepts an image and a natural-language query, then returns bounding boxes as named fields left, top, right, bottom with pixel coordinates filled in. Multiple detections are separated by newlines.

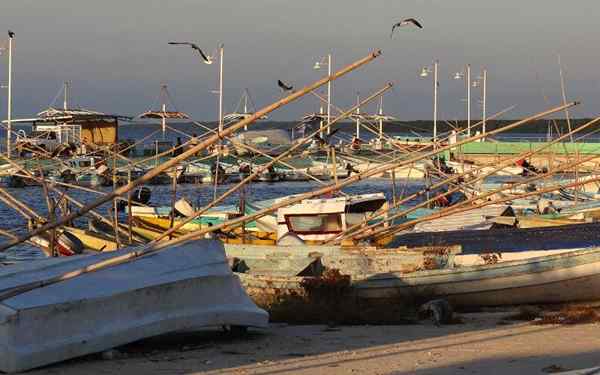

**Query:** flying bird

left=7, top=30, right=14, bottom=38
left=277, top=80, right=293, bottom=92
left=168, top=42, right=213, bottom=64
left=390, top=18, right=423, bottom=38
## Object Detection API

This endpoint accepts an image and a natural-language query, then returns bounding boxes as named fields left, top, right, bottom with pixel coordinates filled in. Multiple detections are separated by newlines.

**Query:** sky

left=0, top=0, right=599, bottom=122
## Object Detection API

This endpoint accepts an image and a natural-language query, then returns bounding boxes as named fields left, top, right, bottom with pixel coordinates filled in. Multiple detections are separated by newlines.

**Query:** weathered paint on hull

left=238, top=248, right=600, bottom=309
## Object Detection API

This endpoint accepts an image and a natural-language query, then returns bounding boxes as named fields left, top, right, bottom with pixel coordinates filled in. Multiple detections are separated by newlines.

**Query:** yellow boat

left=65, top=227, right=119, bottom=252
left=131, top=218, right=277, bottom=245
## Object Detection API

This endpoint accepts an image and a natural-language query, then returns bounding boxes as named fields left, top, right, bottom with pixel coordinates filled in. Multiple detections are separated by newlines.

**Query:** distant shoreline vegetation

left=122, top=118, right=598, bottom=135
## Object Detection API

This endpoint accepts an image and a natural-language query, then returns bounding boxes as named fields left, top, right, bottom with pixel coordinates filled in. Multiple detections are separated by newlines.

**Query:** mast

left=63, top=81, right=69, bottom=110
left=433, top=60, right=438, bottom=144
left=326, top=53, right=332, bottom=135
left=355, top=93, right=360, bottom=139
left=161, top=84, right=167, bottom=139
left=243, top=88, right=249, bottom=131
left=378, top=95, right=383, bottom=139
left=218, top=44, right=224, bottom=133
left=6, top=32, right=13, bottom=159
left=467, top=64, right=471, bottom=137
left=482, top=68, right=487, bottom=138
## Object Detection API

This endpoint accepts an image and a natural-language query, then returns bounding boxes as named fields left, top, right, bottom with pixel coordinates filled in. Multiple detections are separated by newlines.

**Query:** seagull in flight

left=390, top=18, right=423, bottom=38
left=168, top=42, right=213, bottom=64
left=277, top=80, right=293, bottom=92
left=8, top=30, right=14, bottom=38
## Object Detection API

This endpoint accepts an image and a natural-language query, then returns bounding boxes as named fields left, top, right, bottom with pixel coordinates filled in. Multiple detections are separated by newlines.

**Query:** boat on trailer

left=0, top=240, right=268, bottom=373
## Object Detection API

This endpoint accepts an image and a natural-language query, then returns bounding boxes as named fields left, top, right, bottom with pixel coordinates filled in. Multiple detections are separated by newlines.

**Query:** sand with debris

left=29, top=311, right=600, bottom=375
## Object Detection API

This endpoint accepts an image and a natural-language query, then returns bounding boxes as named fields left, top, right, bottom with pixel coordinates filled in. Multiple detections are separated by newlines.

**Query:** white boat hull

left=0, top=240, right=268, bottom=373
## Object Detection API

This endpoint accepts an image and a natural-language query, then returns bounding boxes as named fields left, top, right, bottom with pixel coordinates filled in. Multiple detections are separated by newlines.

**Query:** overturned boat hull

left=0, top=240, right=267, bottom=373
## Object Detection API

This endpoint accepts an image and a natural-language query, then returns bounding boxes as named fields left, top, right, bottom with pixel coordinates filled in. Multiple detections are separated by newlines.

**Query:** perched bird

left=390, top=18, right=423, bottom=38
left=8, top=30, right=14, bottom=38
left=168, top=42, right=212, bottom=64
left=277, top=80, right=293, bottom=92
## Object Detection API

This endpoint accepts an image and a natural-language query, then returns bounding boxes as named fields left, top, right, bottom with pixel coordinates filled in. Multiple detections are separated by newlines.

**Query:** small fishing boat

left=0, top=240, right=268, bottom=372
left=275, top=193, right=389, bottom=245
left=235, top=246, right=600, bottom=318
left=64, top=227, right=119, bottom=252
left=57, top=156, right=109, bottom=187
left=29, top=231, right=85, bottom=257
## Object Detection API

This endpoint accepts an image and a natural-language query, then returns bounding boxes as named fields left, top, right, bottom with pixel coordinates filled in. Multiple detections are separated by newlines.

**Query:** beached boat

left=65, top=226, right=119, bottom=252
left=236, top=246, right=600, bottom=314
left=0, top=240, right=268, bottom=372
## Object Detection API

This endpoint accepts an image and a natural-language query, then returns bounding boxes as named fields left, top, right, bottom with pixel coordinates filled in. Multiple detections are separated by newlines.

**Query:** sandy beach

left=28, top=311, right=600, bottom=375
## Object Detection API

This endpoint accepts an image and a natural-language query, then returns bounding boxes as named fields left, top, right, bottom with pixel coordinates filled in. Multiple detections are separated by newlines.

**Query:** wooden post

left=331, top=147, right=338, bottom=185
left=127, top=169, right=133, bottom=245
left=169, top=167, right=177, bottom=240
left=112, top=145, right=120, bottom=249
left=391, top=168, right=397, bottom=206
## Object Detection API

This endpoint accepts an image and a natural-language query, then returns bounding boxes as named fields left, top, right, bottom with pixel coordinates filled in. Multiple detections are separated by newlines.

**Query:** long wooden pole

left=0, top=153, right=143, bottom=243
left=0, top=106, right=583, bottom=301
left=148, top=84, right=394, bottom=243
left=0, top=50, right=382, bottom=252
left=333, top=116, right=600, bottom=242
left=149, top=102, right=578, bottom=250
left=373, top=157, right=600, bottom=241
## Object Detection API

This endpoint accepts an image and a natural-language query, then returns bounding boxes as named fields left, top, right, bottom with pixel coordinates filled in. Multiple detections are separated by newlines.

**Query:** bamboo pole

left=169, top=168, right=177, bottom=240
left=0, top=106, right=584, bottom=301
left=127, top=169, right=133, bottom=244
left=0, top=50, right=382, bottom=252
left=369, top=148, right=600, bottom=241
left=148, top=102, right=578, bottom=250
left=338, top=116, right=600, bottom=242
left=112, top=145, right=120, bottom=249
left=147, top=84, right=394, bottom=243
left=0, top=154, right=143, bottom=243
left=373, top=157, right=600, bottom=241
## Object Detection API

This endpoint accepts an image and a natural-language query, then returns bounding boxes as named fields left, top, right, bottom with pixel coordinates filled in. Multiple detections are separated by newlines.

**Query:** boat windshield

left=346, top=212, right=374, bottom=226
left=286, top=213, right=342, bottom=234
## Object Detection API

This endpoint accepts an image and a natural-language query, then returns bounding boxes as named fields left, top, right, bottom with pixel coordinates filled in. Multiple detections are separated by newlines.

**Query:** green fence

left=456, top=141, right=600, bottom=155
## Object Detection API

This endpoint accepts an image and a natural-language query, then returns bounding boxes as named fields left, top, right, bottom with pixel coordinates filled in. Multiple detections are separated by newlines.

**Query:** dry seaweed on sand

left=534, top=306, right=600, bottom=325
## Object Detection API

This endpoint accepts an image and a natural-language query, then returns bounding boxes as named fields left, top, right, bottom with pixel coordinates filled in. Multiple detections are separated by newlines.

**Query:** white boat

left=0, top=240, right=268, bottom=373
left=276, top=193, right=388, bottom=244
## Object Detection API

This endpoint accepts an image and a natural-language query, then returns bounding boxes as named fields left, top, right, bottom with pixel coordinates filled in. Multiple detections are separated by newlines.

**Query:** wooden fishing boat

left=29, top=231, right=84, bottom=257
left=131, top=217, right=277, bottom=245
left=236, top=246, right=600, bottom=312
left=0, top=240, right=268, bottom=372
left=64, top=227, right=119, bottom=252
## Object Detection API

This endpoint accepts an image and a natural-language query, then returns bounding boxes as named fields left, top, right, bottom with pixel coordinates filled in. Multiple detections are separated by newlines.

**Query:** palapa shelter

left=7, top=107, right=128, bottom=146
left=136, top=84, right=191, bottom=138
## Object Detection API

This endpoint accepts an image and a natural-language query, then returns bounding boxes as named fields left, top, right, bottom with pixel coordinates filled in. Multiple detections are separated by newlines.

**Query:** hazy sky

left=1, top=0, right=599, bottom=122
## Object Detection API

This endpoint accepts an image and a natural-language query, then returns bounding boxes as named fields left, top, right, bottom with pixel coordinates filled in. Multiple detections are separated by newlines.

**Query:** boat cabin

left=277, top=193, right=388, bottom=243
